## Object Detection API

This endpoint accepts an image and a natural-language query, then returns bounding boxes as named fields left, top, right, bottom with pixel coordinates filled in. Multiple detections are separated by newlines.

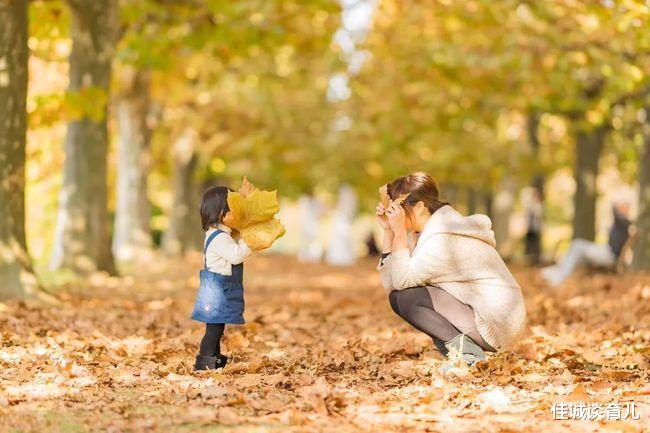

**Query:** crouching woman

left=377, top=173, right=526, bottom=365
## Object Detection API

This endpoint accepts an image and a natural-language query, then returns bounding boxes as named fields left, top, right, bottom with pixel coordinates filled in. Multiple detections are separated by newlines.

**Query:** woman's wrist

left=392, top=226, right=409, bottom=251
left=382, top=230, right=394, bottom=253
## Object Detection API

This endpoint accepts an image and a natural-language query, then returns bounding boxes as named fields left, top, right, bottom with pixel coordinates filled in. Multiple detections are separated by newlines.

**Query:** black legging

left=389, top=287, right=462, bottom=355
left=199, top=323, right=225, bottom=357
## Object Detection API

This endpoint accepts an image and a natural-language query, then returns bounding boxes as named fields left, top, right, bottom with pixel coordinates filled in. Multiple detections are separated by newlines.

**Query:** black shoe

left=194, top=354, right=228, bottom=371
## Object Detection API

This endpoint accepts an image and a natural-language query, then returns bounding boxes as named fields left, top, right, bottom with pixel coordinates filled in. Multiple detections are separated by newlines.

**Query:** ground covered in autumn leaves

left=1, top=254, right=649, bottom=433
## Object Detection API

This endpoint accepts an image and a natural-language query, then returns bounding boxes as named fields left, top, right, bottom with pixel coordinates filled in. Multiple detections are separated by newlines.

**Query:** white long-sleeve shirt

left=204, top=225, right=251, bottom=275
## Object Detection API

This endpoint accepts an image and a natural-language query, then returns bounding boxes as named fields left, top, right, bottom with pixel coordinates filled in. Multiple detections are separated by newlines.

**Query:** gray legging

left=388, top=286, right=495, bottom=354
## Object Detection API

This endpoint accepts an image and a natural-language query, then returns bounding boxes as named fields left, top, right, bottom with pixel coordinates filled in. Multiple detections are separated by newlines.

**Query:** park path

left=1, top=253, right=649, bottom=432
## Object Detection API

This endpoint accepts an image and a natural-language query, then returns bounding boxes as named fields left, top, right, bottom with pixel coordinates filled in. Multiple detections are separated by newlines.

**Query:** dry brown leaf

left=379, top=184, right=390, bottom=207
left=235, top=374, right=263, bottom=388
left=566, top=383, right=590, bottom=402
left=297, top=376, right=331, bottom=415
left=378, top=184, right=409, bottom=209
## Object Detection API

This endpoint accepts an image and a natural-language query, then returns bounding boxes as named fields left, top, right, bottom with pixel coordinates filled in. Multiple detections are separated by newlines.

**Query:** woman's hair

left=387, top=172, right=448, bottom=215
left=200, top=186, right=231, bottom=231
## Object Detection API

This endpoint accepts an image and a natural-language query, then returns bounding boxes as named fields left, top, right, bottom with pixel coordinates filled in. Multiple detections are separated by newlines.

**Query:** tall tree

left=572, top=127, right=607, bottom=241
left=0, top=0, right=41, bottom=299
left=162, top=129, right=201, bottom=256
left=112, top=68, right=153, bottom=261
left=50, top=0, right=118, bottom=274
left=526, top=112, right=544, bottom=264
left=632, top=112, right=650, bottom=270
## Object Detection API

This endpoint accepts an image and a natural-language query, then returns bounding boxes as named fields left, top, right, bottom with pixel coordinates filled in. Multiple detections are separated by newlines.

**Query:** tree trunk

left=442, top=183, right=459, bottom=206
left=492, top=177, right=517, bottom=256
left=572, top=128, right=605, bottom=241
left=162, top=129, right=202, bottom=256
left=466, top=188, right=477, bottom=215
left=50, top=0, right=118, bottom=274
left=632, top=122, right=650, bottom=270
left=0, top=0, right=41, bottom=299
left=112, top=69, right=152, bottom=261
left=482, top=190, right=493, bottom=219
left=527, top=112, right=544, bottom=265
left=527, top=112, right=545, bottom=194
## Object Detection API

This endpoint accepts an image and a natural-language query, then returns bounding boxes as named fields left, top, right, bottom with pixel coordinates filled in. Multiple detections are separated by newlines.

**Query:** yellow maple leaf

left=241, top=218, right=286, bottom=251
left=223, top=177, right=285, bottom=250
left=239, top=175, right=256, bottom=197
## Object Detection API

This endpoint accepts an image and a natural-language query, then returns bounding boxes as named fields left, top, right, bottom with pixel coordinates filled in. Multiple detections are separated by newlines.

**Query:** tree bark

left=492, top=177, right=517, bottom=256
left=0, top=0, right=42, bottom=299
left=527, top=112, right=545, bottom=195
left=572, top=128, right=606, bottom=241
left=50, top=0, right=118, bottom=274
left=527, top=112, right=544, bottom=265
left=482, top=190, right=493, bottom=219
left=162, top=129, right=202, bottom=256
left=632, top=120, right=650, bottom=270
left=466, top=188, right=477, bottom=215
left=112, top=68, right=152, bottom=261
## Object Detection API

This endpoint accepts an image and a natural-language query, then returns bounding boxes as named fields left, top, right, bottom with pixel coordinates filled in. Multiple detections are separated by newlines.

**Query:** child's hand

left=386, top=201, right=406, bottom=232
left=376, top=203, right=392, bottom=231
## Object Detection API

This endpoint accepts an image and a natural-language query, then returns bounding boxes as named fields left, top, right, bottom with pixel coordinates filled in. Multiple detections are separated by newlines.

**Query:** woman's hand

left=376, top=203, right=391, bottom=231
left=386, top=202, right=409, bottom=252
left=386, top=201, right=406, bottom=232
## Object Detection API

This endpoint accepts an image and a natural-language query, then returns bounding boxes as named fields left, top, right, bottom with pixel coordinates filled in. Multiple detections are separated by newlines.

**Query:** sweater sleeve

left=377, top=253, right=395, bottom=292
left=386, top=242, right=449, bottom=290
left=210, top=233, right=251, bottom=265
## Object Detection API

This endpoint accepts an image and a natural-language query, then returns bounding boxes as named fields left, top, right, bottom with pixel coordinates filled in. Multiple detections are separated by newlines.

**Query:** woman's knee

left=388, top=290, right=401, bottom=315
left=389, top=287, right=426, bottom=318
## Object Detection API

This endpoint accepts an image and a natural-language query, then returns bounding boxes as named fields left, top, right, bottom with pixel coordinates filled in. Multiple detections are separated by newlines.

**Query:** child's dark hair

left=200, top=186, right=231, bottom=231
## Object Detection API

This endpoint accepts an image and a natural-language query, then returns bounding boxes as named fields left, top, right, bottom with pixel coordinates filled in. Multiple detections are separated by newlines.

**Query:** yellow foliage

left=240, top=218, right=285, bottom=251
left=223, top=177, right=285, bottom=250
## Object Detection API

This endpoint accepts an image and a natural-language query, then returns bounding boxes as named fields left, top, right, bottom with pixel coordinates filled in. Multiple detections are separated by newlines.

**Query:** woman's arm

left=385, top=202, right=446, bottom=289
left=376, top=202, right=395, bottom=290
left=382, top=230, right=394, bottom=254
left=386, top=201, right=409, bottom=253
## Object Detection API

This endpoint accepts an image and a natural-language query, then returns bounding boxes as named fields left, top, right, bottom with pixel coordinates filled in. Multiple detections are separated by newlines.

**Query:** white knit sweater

left=379, top=206, right=526, bottom=350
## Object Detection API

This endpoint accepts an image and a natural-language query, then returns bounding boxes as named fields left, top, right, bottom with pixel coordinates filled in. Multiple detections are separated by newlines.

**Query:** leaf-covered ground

left=1, top=254, right=649, bottom=433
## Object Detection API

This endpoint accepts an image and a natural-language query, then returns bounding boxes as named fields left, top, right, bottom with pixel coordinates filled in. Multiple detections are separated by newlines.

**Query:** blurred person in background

left=541, top=202, right=634, bottom=287
left=524, top=187, right=544, bottom=266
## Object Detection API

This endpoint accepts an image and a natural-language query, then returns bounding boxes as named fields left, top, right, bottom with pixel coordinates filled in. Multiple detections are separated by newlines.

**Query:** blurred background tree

left=1, top=0, right=648, bottom=299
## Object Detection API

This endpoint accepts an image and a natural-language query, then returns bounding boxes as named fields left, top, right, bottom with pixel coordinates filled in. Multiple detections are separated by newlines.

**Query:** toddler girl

left=192, top=186, right=251, bottom=370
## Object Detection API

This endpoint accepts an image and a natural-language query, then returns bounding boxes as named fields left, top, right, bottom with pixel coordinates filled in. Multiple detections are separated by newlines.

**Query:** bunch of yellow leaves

left=223, top=177, right=286, bottom=251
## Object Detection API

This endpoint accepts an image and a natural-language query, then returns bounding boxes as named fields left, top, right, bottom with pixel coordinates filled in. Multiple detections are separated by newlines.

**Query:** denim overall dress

left=191, top=230, right=245, bottom=324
